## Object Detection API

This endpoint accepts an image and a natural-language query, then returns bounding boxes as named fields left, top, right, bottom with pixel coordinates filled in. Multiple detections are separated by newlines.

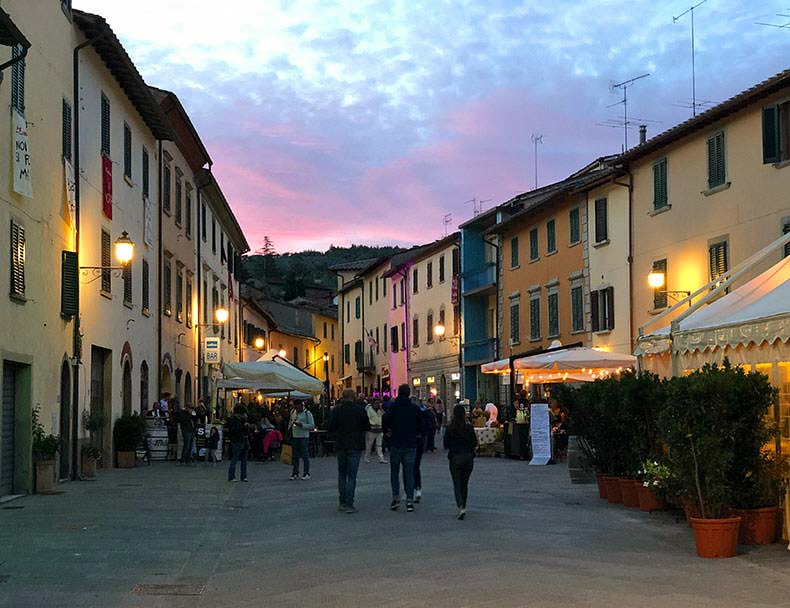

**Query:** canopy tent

left=480, top=358, right=510, bottom=374
left=221, top=360, right=324, bottom=397
left=513, top=345, right=636, bottom=382
left=256, top=349, right=287, bottom=363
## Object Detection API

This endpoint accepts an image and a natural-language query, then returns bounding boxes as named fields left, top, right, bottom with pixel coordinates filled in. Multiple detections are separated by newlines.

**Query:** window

left=452, top=248, right=460, bottom=275
left=211, top=218, right=217, bottom=254
left=383, top=277, right=387, bottom=297
left=510, top=301, right=520, bottom=344
left=61, top=251, right=78, bottom=316
left=355, top=296, right=361, bottom=319
left=400, top=323, right=406, bottom=350
left=510, top=237, right=519, bottom=268
left=375, top=327, right=380, bottom=354
left=392, top=282, right=397, bottom=309
left=354, top=341, right=362, bottom=363
left=186, top=276, right=192, bottom=327
left=390, top=326, right=399, bottom=353
left=185, top=187, right=192, bottom=238
left=369, top=282, right=373, bottom=305
left=591, top=287, right=615, bottom=332
left=400, top=280, right=405, bottom=306
left=220, top=233, right=226, bottom=265
left=652, top=259, right=668, bottom=309
left=142, top=260, right=150, bottom=314
left=594, top=198, right=608, bottom=243
left=413, top=268, right=419, bottom=294
left=375, top=277, right=379, bottom=301
left=784, top=220, right=790, bottom=258
left=571, top=285, right=584, bottom=332
left=331, top=355, right=335, bottom=372
left=427, top=262, right=433, bottom=288
left=11, top=45, right=25, bottom=113
left=383, top=324, right=388, bottom=352
left=529, top=295, right=540, bottom=340
left=546, top=219, right=556, bottom=254
left=323, top=322, right=328, bottom=339
left=331, top=324, right=335, bottom=340
left=176, top=269, right=183, bottom=322
left=163, top=260, right=172, bottom=315
left=569, top=208, right=580, bottom=245
left=344, top=344, right=351, bottom=364
left=763, top=102, right=790, bottom=164
left=142, top=148, right=149, bottom=198
left=201, top=202, right=207, bottom=241
left=548, top=290, right=559, bottom=337
left=100, top=229, right=111, bottom=294
left=203, top=280, right=208, bottom=324
left=346, top=301, right=350, bottom=322
left=294, top=348, right=299, bottom=367
left=653, top=158, right=668, bottom=210
left=175, top=169, right=182, bottom=226
left=439, top=255, right=446, bottom=282
left=413, top=317, right=420, bottom=347
left=706, top=131, right=726, bottom=189
left=123, top=260, right=132, bottom=305
left=100, top=93, right=110, bottom=155
left=123, top=123, right=132, bottom=179
left=10, top=220, right=25, bottom=300
left=62, top=99, right=72, bottom=161
left=426, top=312, right=433, bottom=343
left=529, top=228, right=539, bottom=261
left=163, top=165, right=171, bottom=214
left=709, top=240, right=728, bottom=283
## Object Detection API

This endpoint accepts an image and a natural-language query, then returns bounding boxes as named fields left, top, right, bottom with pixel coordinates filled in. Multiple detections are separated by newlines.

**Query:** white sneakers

left=415, top=489, right=422, bottom=503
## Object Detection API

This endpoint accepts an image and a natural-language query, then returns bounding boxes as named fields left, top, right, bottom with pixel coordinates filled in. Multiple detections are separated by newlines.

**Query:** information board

left=529, top=403, right=552, bottom=465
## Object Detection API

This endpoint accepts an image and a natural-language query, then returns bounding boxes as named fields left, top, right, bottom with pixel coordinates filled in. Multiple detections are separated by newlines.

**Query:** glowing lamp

left=114, top=231, right=135, bottom=266
left=648, top=271, right=665, bottom=289
left=278, top=349, right=287, bottom=358
left=254, top=336, right=265, bottom=350
left=214, top=307, right=229, bottom=323
left=434, top=323, right=446, bottom=337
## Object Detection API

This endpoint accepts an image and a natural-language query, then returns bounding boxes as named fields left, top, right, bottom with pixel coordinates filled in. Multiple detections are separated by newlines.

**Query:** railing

left=463, top=337, right=497, bottom=364
left=462, top=263, right=496, bottom=295
left=355, top=352, right=375, bottom=372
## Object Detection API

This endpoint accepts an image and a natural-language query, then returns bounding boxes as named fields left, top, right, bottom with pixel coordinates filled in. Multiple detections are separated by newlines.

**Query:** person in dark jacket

left=329, top=389, right=370, bottom=513
left=382, top=384, right=422, bottom=512
left=443, top=403, right=478, bottom=519
left=225, top=407, right=249, bottom=482
left=178, top=406, right=196, bottom=465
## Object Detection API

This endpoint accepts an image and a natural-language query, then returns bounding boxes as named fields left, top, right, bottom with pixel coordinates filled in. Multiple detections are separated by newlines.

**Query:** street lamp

left=646, top=271, right=691, bottom=303
left=214, top=307, right=229, bottom=323
left=434, top=323, right=447, bottom=338
left=80, top=230, right=136, bottom=274
left=254, top=336, right=265, bottom=350
left=278, top=349, right=287, bottom=358
left=647, top=271, right=665, bottom=289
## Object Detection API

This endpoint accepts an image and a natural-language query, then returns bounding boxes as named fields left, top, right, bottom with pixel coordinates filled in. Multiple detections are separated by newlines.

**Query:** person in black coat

left=382, top=384, right=422, bottom=512
left=443, top=403, right=478, bottom=520
left=328, top=389, right=370, bottom=513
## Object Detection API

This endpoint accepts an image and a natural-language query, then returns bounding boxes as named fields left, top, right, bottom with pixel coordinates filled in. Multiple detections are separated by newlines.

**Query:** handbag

left=280, top=443, right=293, bottom=465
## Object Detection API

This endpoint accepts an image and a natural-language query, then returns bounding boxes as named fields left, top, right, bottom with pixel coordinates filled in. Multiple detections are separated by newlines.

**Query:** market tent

left=256, top=349, right=287, bottom=363
left=480, top=358, right=510, bottom=374
left=513, top=345, right=636, bottom=381
left=221, top=360, right=324, bottom=397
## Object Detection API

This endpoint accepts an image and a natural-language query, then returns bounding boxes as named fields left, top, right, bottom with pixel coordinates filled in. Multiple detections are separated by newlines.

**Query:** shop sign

left=205, top=337, right=221, bottom=363
left=451, top=372, right=460, bottom=381
left=451, top=276, right=459, bottom=304
left=412, top=377, right=421, bottom=386
left=529, top=403, right=552, bottom=465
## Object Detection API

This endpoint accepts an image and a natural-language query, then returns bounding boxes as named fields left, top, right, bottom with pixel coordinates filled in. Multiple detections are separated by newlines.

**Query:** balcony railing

left=355, top=352, right=376, bottom=373
left=463, top=337, right=497, bottom=364
left=462, top=263, right=496, bottom=295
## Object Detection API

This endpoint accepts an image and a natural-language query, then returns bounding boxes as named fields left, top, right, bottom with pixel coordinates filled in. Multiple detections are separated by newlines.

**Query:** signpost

left=205, top=337, right=220, bottom=364
left=529, top=403, right=552, bottom=465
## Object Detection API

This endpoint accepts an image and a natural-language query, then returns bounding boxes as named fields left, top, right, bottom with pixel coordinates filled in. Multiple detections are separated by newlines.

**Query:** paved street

left=1, top=452, right=789, bottom=608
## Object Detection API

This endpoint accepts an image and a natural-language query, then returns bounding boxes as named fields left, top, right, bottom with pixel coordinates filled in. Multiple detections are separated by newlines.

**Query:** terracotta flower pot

left=34, top=461, right=56, bottom=493
left=619, top=478, right=640, bottom=508
left=595, top=474, right=608, bottom=500
left=604, top=476, right=623, bottom=504
left=637, top=484, right=665, bottom=512
left=689, top=516, right=741, bottom=558
left=116, top=451, right=136, bottom=469
left=731, top=507, right=780, bottom=545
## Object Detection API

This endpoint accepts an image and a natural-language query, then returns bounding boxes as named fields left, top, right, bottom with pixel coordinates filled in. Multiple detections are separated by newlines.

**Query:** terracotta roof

left=196, top=168, right=249, bottom=252
left=328, top=257, right=384, bottom=272
left=150, top=86, right=211, bottom=171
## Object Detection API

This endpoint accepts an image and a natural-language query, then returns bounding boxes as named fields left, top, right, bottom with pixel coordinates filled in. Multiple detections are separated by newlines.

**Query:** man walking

left=178, top=405, right=196, bottom=465
left=226, top=406, right=249, bottom=482
left=365, top=400, right=387, bottom=463
left=382, top=384, right=422, bottom=512
left=289, top=402, right=315, bottom=480
left=329, top=389, right=370, bottom=513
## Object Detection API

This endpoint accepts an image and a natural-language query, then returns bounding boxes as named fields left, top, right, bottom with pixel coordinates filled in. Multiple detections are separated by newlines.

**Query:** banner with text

left=102, top=153, right=113, bottom=219
left=529, top=403, right=552, bottom=465
left=64, top=156, right=76, bottom=227
left=13, top=110, right=32, bottom=198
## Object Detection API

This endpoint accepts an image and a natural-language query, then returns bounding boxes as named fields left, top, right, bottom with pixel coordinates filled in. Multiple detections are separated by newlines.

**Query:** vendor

left=471, top=401, right=486, bottom=427
left=484, top=403, right=499, bottom=428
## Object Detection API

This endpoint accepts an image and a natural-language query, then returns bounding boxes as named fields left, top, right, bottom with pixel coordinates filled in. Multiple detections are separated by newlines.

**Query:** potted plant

left=731, top=453, right=789, bottom=545
left=81, top=409, right=107, bottom=477
left=638, top=460, right=670, bottom=512
left=32, top=408, right=60, bottom=493
left=113, top=414, right=146, bottom=468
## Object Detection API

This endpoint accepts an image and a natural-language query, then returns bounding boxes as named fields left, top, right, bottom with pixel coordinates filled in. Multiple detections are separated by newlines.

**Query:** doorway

left=59, top=361, right=71, bottom=480
left=1, top=362, right=19, bottom=496
left=90, top=346, right=112, bottom=464
left=184, top=372, right=192, bottom=406
left=122, top=360, right=132, bottom=416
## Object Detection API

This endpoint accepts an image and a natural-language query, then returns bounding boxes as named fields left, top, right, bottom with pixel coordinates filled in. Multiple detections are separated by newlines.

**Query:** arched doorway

left=184, top=372, right=192, bottom=406
left=122, top=360, right=132, bottom=416
left=59, top=361, right=71, bottom=480
left=160, top=358, right=173, bottom=399
left=140, top=361, right=149, bottom=413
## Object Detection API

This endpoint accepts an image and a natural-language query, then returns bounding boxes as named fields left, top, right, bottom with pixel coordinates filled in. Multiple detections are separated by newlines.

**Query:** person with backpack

left=382, top=384, right=422, bottom=512
left=226, top=407, right=249, bottom=482
left=329, top=389, right=371, bottom=513
left=444, top=403, right=478, bottom=520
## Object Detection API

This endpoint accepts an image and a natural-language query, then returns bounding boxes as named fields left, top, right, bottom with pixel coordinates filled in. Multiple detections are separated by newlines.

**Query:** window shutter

left=142, top=148, right=149, bottom=197
left=123, top=124, right=132, bottom=178
left=715, top=132, right=725, bottom=186
left=11, top=45, right=25, bottom=113
left=142, top=260, right=150, bottom=312
left=653, top=159, right=667, bottom=209
left=100, top=94, right=110, bottom=155
left=61, top=250, right=78, bottom=316
left=10, top=221, right=26, bottom=298
left=595, top=199, right=608, bottom=242
left=784, top=222, right=790, bottom=259
left=709, top=242, right=728, bottom=280
left=101, top=230, right=111, bottom=293
left=163, top=166, right=171, bottom=212
left=762, top=106, right=780, bottom=164
left=591, top=291, right=600, bottom=332
left=606, top=286, right=615, bottom=330
left=62, top=100, right=72, bottom=161
left=123, top=260, right=132, bottom=304
left=706, top=136, right=716, bottom=189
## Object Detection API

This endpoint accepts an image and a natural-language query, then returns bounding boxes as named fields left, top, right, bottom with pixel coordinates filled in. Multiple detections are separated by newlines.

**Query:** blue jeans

left=180, top=432, right=194, bottom=463
left=337, top=450, right=362, bottom=507
left=389, top=447, right=417, bottom=501
left=292, top=437, right=310, bottom=476
left=228, top=442, right=248, bottom=480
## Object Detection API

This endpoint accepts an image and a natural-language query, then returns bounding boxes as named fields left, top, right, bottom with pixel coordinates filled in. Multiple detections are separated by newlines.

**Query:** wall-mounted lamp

left=254, top=336, right=265, bottom=350
left=647, top=271, right=691, bottom=302
left=80, top=230, right=135, bottom=277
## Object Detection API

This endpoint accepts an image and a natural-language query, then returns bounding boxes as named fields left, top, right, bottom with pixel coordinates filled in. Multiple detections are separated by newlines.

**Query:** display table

left=474, top=427, right=498, bottom=446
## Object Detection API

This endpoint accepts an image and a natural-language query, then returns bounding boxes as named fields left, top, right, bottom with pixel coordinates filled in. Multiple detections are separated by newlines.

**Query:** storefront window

left=778, top=362, right=790, bottom=453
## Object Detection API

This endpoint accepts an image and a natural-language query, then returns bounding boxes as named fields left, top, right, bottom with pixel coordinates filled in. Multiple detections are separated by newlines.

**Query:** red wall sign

left=102, top=154, right=113, bottom=219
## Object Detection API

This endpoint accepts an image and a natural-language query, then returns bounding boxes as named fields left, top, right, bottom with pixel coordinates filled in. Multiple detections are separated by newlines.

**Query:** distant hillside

left=241, top=243, right=404, bottom=299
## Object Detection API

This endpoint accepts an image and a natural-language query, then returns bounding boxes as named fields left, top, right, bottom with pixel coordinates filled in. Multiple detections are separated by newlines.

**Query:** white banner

left=13, top=110, right=32, bottom=198
left=64, top=156, right=76, bottom=227
left=529, top=403, right=552, bottom=465
left=143, top=195, right=153, bottom=246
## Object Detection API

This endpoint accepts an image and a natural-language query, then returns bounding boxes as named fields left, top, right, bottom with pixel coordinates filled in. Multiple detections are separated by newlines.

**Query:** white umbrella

left=221, top=360, right=324, bottom=397
left=513, top=346, right=636, bottom=379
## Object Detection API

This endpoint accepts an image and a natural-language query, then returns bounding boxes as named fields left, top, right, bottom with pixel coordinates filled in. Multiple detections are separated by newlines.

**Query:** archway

left=140, top=361, right=149, bottom=413
left=59, top=360, right=71, bottom=480
left=122, top=360, right=132, bottom=416
left=160, top=354, right=173, bottom=399
left=184, top=372, right=193, bottom=406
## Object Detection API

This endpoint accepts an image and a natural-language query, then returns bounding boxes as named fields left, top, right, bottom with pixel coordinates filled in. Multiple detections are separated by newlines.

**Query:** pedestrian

left=226, top=406, right=249, bottom=482
left=329, top=388, right=371, bottom=513
left=289, top=401, right=315, bottom=480
left=178, top=405, right=196, bottom=465
left=382, top=384, right=422, bottom=512
left=471, top=401, right=486, bottom=427
left=444, top=403, right=477, bottom=520
left=207, top=426, right=220, bottom=464
left=364, top=400, right=387, bottom=463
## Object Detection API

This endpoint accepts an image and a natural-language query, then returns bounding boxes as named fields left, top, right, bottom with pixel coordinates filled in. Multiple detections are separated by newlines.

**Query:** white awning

left=480, top=358, right=510, bottom=374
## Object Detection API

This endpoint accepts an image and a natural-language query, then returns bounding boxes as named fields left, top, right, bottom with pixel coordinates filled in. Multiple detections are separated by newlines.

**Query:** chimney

left=639, top=124, right=647, bottom=145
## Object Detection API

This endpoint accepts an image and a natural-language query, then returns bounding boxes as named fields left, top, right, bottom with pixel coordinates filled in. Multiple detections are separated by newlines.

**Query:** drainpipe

left=156, top=140, right=163, bottom=400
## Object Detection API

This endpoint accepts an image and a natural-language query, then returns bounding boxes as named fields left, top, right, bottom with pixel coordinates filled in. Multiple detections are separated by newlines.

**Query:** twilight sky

left=76, top=1, right=788, bottom=253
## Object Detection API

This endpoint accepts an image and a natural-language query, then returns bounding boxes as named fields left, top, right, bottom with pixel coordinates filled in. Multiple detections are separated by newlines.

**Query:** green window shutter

left=569, top=208, right=580, bottom=244
left=547, top=220, right=556, bottom=253
left=100, top=94, right=110, bottom=155
left=653, top=159, right=667, bottom=209
left=605, top=286, right=615, bottom=330
left=62, top=100, right=72, bottom=161
left=762, top=106, right=780, bottom=164
left=548, top=292, right=559, bottom=336
left=61, top=251, right=79, bottom=316
left=590, top=291, right=600, bottom=332
left=11, top=45, right=25, bottom=113
left=716, top=132, right=726, bottom=186
left=707, top=136, right=717, bottom=188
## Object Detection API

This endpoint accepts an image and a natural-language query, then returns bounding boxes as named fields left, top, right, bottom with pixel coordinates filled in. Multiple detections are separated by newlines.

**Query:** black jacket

left=382, top=396, right=423, bottom=449
left=329, top=401, right=370, bottom=452
left=443, top=425, right=477, bottom=459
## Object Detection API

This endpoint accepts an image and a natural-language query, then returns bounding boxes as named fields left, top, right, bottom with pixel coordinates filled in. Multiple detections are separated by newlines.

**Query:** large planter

left=683, top=500, right=701, bottom=527
left=690, top=517, right=741, bottom=558
left=731, top=507, right=780, bottom=545
left=116, top=451, right=136, bottom=469
left=595, top=474, right=608, bottom=500
left=81, top=455, right=98, bottom=479
left=604, top=476, right=623, bottom=504
left=34, top=460, right=55, bottom=493
left=637, top=485, right=665, bottom=512
left=619, top=479, right=640, bottom=508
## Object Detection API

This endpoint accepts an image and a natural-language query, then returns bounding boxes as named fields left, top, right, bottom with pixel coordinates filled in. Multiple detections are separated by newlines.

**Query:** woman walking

left=443, top=404, right=478, bottom=520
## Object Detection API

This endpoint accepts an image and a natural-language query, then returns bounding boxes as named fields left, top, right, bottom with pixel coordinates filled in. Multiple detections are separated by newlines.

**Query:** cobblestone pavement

left=1, top=451, right=789, bottom=608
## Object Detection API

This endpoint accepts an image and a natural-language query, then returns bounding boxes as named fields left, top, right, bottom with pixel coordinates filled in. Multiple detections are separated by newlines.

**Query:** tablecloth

left=474, top=427, right=498, bottom=446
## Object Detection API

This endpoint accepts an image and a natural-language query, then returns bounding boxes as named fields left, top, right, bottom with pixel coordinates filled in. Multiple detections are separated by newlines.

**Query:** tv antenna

left=673, top=0, right=708, bottom=117
left=442, top=213, right=453, bottom=237
left=755, top=10, right=790, bottom=29
left=531, top=133, right=543, bottom=190
left=609, top=73, right=650, bottom=150
left=464, top=196, right=491, bottom=217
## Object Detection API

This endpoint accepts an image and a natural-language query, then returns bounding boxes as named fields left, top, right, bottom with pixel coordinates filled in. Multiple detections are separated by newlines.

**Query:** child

left=207, top=427, right=220, bottom=464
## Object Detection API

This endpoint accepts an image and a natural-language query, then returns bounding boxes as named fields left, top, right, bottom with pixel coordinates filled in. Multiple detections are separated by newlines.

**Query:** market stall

left=220, top=359, right=324, bottom=399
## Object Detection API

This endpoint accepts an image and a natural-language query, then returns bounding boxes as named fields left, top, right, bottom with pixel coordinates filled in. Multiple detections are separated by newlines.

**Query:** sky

left=75, top=0, right=789, bottom=253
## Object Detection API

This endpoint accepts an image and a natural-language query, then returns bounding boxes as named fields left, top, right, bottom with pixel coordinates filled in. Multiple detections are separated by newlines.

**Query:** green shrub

left=32, top=407, right=60, bottom=462
left=112, top=414, right=147, bottom=452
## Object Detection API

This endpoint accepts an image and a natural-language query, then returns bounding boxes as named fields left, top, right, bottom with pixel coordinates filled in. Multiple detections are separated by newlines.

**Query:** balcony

left=462, top=263, right=496, bottom=296
left=463, top=337, right=497, bottom=365
left=355, top=352, right=376, bottom=373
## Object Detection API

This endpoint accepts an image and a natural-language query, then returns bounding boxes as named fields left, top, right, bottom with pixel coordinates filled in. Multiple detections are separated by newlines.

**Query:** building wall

left=312, top=312, right=340, bottom=394
left=337, top=276, right=363, bottom=392
left=630, top=93, right=790, bottom=342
